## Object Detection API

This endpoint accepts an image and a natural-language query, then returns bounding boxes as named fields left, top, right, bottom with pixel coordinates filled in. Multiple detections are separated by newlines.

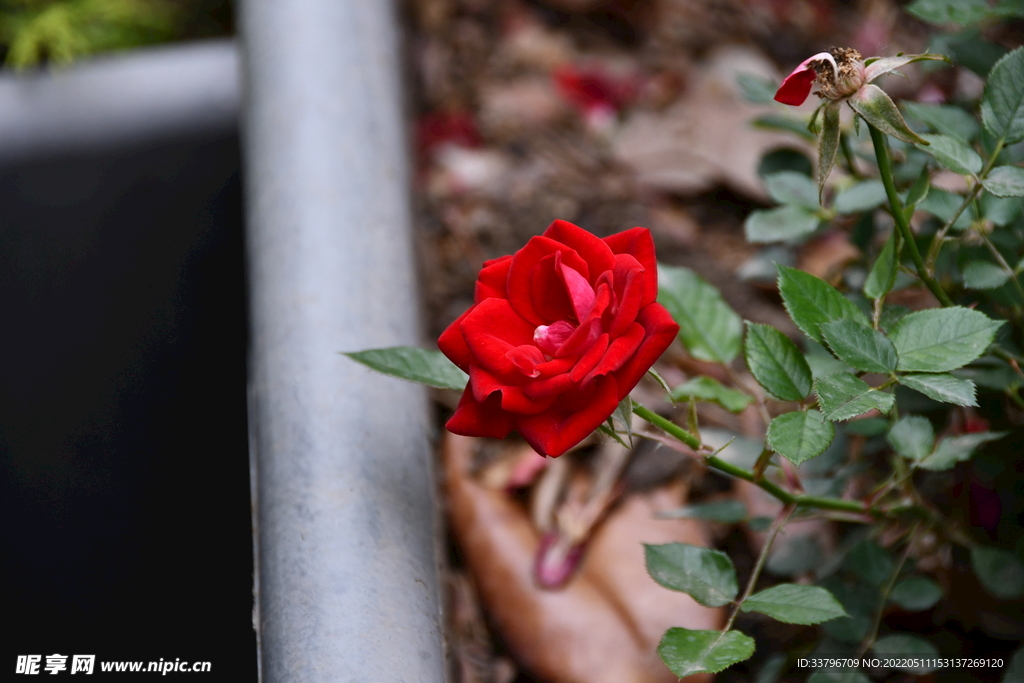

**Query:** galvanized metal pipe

left=239, top=1, right=446, bottom=680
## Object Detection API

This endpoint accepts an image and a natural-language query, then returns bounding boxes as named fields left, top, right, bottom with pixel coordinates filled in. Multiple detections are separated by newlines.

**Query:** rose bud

left=774, top=47, right=865, bottom=106
left=439, top=220, right=679, bottom=457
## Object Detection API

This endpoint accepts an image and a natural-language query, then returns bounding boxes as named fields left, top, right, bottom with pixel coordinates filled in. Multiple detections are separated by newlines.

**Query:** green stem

left=632, top=402, right=877, bottom=517
left=868, top=124, right=954, bottom=307
left=724, top=504, right=796, bottom=632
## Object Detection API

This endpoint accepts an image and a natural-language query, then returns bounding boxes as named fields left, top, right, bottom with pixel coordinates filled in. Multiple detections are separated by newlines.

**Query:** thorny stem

left=632, top=402, right=878, bottom=517
left=723, top=504, right=796, bottom=632
left=868, top=124, right=954, bottom=306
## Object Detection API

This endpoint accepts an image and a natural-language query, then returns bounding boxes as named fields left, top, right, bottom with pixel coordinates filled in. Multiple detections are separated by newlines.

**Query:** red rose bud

left=438, top=220, right=679, bottom=457
left=775, top=48, right=865, bottom=106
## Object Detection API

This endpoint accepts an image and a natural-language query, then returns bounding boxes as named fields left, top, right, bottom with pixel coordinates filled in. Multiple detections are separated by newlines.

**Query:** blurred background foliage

left=0, top=0, right=232, bottom=68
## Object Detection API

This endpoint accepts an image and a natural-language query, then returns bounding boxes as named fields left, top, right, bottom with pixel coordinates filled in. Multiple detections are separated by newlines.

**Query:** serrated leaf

left=864, top=230, right=900, bottom=300
left=343, top=346, right=468, bottom=390
left=963, top=260, right=1012, bottom=289
left=657, top=628, right=755, bottom=678
left=890, top=307, right=1003, bottom=372
left=873, top=635, right=939, bottom=673
left=899, top=373, right=978, bottom=406
left=745, top=205, right=821, bottom=243
left=972, top=546, right=1024, bottom=599
left=815, top=373, right=895, bottom=421
left=833, top=180, right=887, bottom=214
left=644, top=543, right=738, bottom=607
left=981, top=47, right=1024, bottom=145
left=820, top=102, right=842, bottom=196
left=890, top=576, right=943, bottom=611
left=982, top=165, right=1024, bottom=197
left=659, top=265, right=743, bottom=364
left=918, top=431, right=1007, bottom=470
left=670, top=376, right=752, bottom=413
left=767, top=410, right=835, bottom=465
left=903, top=101, right=980, bottom=142
left=777, top=265, right=870, bottom=343
left=819, top=319, right=897, bottom=374
left=740, top=584, right=847, bottom=624
left=887, top=416, right=935, bottom=461
left=808, top=670, right=872, bottom=683
left=745, top=323, right=813, bottom=401
left=917, top=133, right=983, bottom=175
left=657, top=500, right=748, bottom=523
left=907, top=0, right=993, bottom=25
left=850, top=84, right=928, bottom=145
left=765, top=171, right=819, bottom=209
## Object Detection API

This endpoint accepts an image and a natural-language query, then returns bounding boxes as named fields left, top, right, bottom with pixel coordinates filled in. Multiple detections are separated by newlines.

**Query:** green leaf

left=745, top=323, right=813, bottom=401
left=917, top=133, right=983, bottom=175
left=670, top=376, right=752, bottom=413
left=849, top=84, right=928, bottom=145
left=918, top=431, right=1007, bottom=470
left=745, top=205, right=821, bottom=243
left=864, top=53, right=951, bottom=82
left=343, top=346, right=468, bottom=390
left=846, top=539, right=895, bottom=586
left=833, top=180, right=887, bottom=214
left=777, top=265, right=869, bottom=343
left=888, top=416, right=935, bottom=461
left=808, top=671, right=871, bottom=683
left=903, top=101, right=980, bottom=143
left=657, top=628, right=756, bottom=678
left=972, top=546, right=1024, bottom=599
left=644, top=543, right=739, bottom=607
left=963, top=260, right=1012, bottom=289
left=820, top=102, right=842, bottom=197
left=765, top=171, right=819, bottom=209
left=864, top=230, right=900, bottom=300
left=907, top=0, right=994, bottom=25
left=873, top=634, right=939, bottom=673
left=658, top=265, right=743, bottom=364
left=819, top=319, right=898, bottom=374
left=981, top=47, right=1024, bottom=145
left=845, top=416, right=890, bottom=436
left=767, top=410, right=835, bottom=465
left=982, top=165, right=1024, bottom=197
left=740, top=584, right=848, bottom=624
left=919, top=188, right=973, bottom=230
left=890, top=576, right=943, bottom=611
left=612, top=395, right=633, bottom=446
left=981, top=193, right=1023, bottom=226
left=657, top=500, right=748, bottom=523
left=815, top=373, right=895, bottom=421
left=898, top=373, right=978, bottom=406
left=889, top=307, right=1003, bottom=372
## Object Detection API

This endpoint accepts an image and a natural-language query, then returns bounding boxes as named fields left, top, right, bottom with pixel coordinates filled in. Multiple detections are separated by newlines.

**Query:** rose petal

left=560, top=261, right=596, bottom=321
left=475, top=255, right=513, bottom=303
left=569, top=333, right=610, bottom=383
left=608, top=253, right=644, bottom=336
left=774, top=52, right=837, bottom=106
left=517, top=376, right=620, bottom=457
left=506, top=345, right=547, bottom=378
left=542, top=220, right=616, bottom=282
left=523, top=373, right=575, bottom=399
left=554, top=316, right=601, bottom=358
left=602, top=228, right=657, bottom=305
left=529, top=252, right=577, bottom=323
left=438, top=307, right=474, bottom=372
left=534, top=320, right=576, bottom=356
left=446, top=389, right=515, bottom=439
left=461, top=298, right=537, bottom=375
left=508, top=235, right=590, bottom=324
left=611, top=303, right=679, bottom=400
left=470, top=367, right=557, bottom=415
left=583, top=322, right=645, bottom=384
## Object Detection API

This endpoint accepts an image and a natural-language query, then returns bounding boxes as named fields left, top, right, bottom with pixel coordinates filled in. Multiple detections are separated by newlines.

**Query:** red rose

left=438, top=220, right=680, bottom=457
